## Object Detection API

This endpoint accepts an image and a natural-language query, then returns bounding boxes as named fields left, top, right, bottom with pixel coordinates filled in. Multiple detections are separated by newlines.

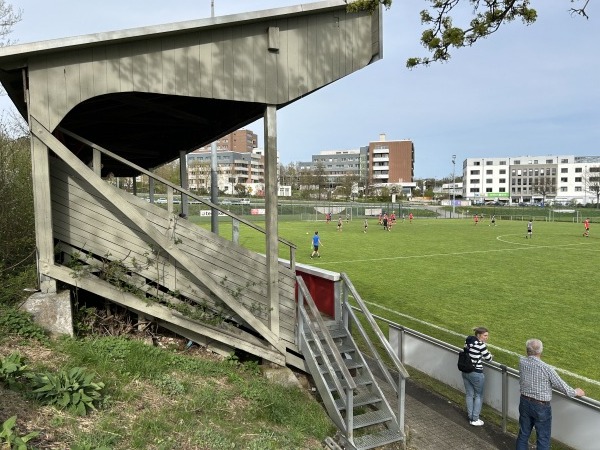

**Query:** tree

left=0, top=1, right=21, bottom=46
left=584, top=166, right=600, bottom=208
left=234, top=183, right=248, bottom=197
left=533, top=175, right=556, bottom=204
left=189, top=160, right=211, bottom=193
left=339, top=172, right=359, bottom=200
left=348, top=1, right=590, bottom=68
left=313, top=161, right=327, bottom=200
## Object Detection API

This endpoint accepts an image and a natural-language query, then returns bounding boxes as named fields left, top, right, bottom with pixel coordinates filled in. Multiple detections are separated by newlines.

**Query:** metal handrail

left=57, top=127, right=298, bottom=255
left=297, top=276, right=357, bottom=392
left=341, top=273, right=410, bottom=380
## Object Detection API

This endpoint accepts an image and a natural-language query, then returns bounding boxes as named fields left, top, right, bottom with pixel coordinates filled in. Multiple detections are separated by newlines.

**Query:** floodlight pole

left=452, top=155, right=456, bottom=217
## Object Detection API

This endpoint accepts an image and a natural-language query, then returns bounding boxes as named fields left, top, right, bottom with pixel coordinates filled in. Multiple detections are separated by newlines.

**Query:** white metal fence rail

left=382, top=319, right=600, bottom=450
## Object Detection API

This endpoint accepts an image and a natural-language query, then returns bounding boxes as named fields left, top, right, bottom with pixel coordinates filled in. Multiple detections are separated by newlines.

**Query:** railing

left=296, top=276, right=356, bottom=438
left=361, top=313, right=600, bottom=450
left=58, top=127, right=296, bottom=269
left=340, top=273, right=410, bottom=433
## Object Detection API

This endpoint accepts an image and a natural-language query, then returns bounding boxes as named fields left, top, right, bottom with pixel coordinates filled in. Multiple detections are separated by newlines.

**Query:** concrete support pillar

left=264, top=105, right=279, bottom=337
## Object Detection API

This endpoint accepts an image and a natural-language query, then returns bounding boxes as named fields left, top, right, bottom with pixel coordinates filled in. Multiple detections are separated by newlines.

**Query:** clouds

left=2, top=0, right=598, bottom=179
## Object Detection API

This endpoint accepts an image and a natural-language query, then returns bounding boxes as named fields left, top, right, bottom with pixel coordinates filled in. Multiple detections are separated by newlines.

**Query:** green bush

left=0, top=416, right=39, bottom=450
left=0, top=352, right=29, bottom=390
left=0, top=307, right=47, bottom=342
left=27, top=367, right=105, bottom=416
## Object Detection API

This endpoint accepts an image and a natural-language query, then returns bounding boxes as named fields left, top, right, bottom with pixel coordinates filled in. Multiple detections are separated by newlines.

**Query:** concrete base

left=21, top=290, right=74, bottom=337
left=261, top=365, right=303, bottom=389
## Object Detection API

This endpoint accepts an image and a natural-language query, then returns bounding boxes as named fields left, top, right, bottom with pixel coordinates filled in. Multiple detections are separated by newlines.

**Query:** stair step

left=318, top=357, right=363, bottom=374
left=335, top=391, right=381, bottom=410
left=322, top=326, right=348, bottom=340
left=308, top=339, right=355, bottom=355
left=353, top=410, right=394, bottom=429
left=353, top=429, right=404, bottom=450
left=325, top=372, right=373, bottom=391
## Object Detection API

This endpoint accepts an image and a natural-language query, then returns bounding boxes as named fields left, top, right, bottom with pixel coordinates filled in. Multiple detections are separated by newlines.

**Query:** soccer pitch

left=207, top=216, right=600, bottom=399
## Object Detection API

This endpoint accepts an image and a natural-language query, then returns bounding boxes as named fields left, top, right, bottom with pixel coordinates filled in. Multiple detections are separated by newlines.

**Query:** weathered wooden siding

left=27, top=7, right=376, bottom=131
left=49, top=157, right=297, bottom=347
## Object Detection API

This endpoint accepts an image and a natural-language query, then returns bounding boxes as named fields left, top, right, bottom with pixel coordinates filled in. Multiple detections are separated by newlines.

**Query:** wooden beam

left=30, top=135, right=56, bottom=293
left=31, top=117, right=285, bottom=354
left=264, top=105, right=279, bottom=337
left=45, top=264, right=285, bottom=365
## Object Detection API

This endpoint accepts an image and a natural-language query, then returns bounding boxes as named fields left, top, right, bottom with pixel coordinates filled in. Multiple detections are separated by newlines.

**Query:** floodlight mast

left=452, top=155, right=456, bottom=216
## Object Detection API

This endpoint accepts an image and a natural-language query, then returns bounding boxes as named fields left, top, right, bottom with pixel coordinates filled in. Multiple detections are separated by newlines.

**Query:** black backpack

left=457, top=346, right=475, bottom=373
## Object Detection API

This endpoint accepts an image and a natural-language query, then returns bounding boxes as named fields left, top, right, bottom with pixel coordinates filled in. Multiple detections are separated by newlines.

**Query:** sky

left=1, top=0, right=598, bottom=179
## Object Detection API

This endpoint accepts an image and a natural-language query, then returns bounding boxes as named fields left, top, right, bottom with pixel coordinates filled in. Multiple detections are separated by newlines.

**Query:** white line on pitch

left=362, top=299, right=600, bottom=387
left=318, top=241, right=588, bottom=265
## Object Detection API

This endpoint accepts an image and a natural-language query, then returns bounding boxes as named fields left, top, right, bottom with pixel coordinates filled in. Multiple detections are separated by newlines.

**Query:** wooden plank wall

left=27, top=7, right=376, bottom=131
left=49, top=157, right=297, bottom=348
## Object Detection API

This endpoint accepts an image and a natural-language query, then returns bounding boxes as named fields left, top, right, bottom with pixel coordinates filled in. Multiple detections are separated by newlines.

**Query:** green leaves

left=408, top=0, right=539, bottom=67
left=0, top=416, right=39, bottom=450
left=28, top=367, right=105, bottom=416
left=0, top=353, right=29, bottom=390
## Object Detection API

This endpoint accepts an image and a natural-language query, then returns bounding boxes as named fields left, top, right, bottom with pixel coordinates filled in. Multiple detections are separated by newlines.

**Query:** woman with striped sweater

left=462, top=326, right=493, bottom=426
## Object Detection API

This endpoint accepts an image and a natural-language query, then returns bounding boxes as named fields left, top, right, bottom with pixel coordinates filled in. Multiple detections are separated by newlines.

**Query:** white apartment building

left=462, top=155, right=600, bottom=205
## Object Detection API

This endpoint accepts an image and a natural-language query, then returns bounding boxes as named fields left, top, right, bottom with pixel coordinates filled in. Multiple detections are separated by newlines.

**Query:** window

left=474, top=161, right=481, bottom=166
left=514, top=160, right=521, bottom=165
left=561, top=159, right=569, bottom=163
left=500, top=161, right=507, bottom=165
left=575, top=167, right=582, bottom=173
left=470, top=179, right=480, bottom=184
left=486, top=169, right=493, bottom=174
left=470, top=188, right=480, bottom=193
left=575, top=177, right=582, bottom=182
left=486, top=161, right=493, bottom=165
left=533, top=160, right=538, bottom=164
left=486, top=179, right=493, bottom=184
left=546, top=159, right=553, bottom=164
left=499, top=188, right=506, bottom=192
left=499, top=169, right=506, bottom=174
left=575, top=187, right=582, bottom=192
left=470, top=170, right=480, bottom=175
left=499, top=178, right=506, bottom=183
left=561, top=168, right=568, bottom=173
left=561, top=187, right=568, bottom=192
left=561, top=177, right=568, bottom=183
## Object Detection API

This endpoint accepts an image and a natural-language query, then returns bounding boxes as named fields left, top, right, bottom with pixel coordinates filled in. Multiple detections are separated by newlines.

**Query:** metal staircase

left=297, top=275, right=409, bottom=450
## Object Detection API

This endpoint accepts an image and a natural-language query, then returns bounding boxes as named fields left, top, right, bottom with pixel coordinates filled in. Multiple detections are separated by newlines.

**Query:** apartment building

left=187, top=129, right=267, bottom=195
left=311, top=147, right=369, bottom=187
left=462, top=155, right=600, bottom=205
left=195, top=129, right=258, bottom=153
left=369, top=134, right=414, bottom=187
left=300, top=134, right=414, bottom=191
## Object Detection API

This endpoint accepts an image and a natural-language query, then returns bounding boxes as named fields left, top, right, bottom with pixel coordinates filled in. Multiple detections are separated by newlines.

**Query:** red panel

left=296, top=271, right=335, bottom=318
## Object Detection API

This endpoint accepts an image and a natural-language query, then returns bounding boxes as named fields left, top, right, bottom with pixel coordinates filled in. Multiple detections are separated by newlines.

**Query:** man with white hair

left=516, top=338, right=585, bottom=450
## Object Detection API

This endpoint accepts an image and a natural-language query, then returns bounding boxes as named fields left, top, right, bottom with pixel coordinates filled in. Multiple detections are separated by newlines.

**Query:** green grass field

left=197, top=215, right=600, bottom=400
